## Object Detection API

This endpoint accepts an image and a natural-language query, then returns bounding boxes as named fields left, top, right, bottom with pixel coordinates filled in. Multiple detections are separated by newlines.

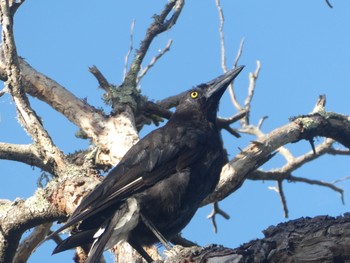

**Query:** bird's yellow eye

left=190, top=91, right=199, bottom=99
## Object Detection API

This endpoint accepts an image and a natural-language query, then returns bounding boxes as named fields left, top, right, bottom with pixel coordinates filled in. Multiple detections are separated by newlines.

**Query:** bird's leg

left=140, top=214, right=172, bottom=250
left=127, top=235, right=155, bottom=263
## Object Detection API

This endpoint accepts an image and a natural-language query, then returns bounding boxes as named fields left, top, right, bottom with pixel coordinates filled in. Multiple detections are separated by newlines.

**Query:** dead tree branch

left=137, top=39, right=173, bottom=84
left=277, top=180, right=289, bottom=218
left=123, top=19, right=136, bottom=81
left=0, top=1, right=347, bottom=262
left=215, top=0, right=244, bottom=111
left=0, top=58, right=109, bottom=142
left=216, top=110, right=247, bottom=137
left=88, top=65, right=111, bottom=94
left=0, top=170, right=100, bottom=263
left=204, top=111, right=350, bottom=205
left=0, top=142, right=54, bottom=172
left=123, top=0, right=184, bottom=88
left=13, top=223, right=52, bottom=263
left=243, top=60, right=261, bottom=125
left=325, top=0, right=333, bottom=8
left=0, top=56, right=140, bottom=164
left=216, top=0, right=227, bottom=73
left=0, top=0, right=66, bottom=173
left=245, top=138, right=346, bottom=217
left=165, top=214, right=350, bottom=262
left=207, top=202, right=230, bottom=233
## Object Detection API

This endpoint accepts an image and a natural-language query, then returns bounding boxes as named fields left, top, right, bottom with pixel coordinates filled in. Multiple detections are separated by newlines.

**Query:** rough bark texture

left=164, top=214, right=350, bottom=263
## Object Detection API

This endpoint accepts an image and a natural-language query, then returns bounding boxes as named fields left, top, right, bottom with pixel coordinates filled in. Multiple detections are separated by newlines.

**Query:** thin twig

left=333, top=176, right=350, bottom=184
left=216, top=0, right=227, bottom=73
left=325, top=0, right=333, bottom=8
left=282, top=139, right=334, bottom=172
left=327, top=148, right=350, bottom=156
left=123, top=19, right=135, bottom=81
left=233, top=38, right=245, bottom=69
left=137, top=39, right=173, bottom=84
left=217, top=110, right=247, bottom=137
left=215, top=0, right=244, bottom=111
left=123, top=0, right=184, bottom=88
left=207, top=202, right=230, bottom=233
left=228, top=38, right=245, bottom=111
left=243, top=60, right=261, bottom=125
left=290, top=174, right=344, bottom=204
left=248, top=139, right=336, bottom=179
left=0, top=86, right=8, bottom=97
left=47, top=230, right=63, bottom=245
left=252, top=169, right=345, bottom=207
left=277, top=180, right=289, bottom=218
left=257, top=116, right=268, bottom=130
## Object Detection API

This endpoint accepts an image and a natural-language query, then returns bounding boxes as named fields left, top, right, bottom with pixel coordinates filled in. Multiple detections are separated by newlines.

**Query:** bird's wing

left=53, top=125, right=207, bottom=234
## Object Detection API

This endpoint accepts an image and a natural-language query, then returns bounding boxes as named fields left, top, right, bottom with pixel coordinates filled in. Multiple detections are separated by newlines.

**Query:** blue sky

left=1, top=1, right=350, bottom=262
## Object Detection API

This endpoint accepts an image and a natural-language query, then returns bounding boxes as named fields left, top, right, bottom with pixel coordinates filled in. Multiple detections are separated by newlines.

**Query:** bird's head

left=173, top=66, right=244, bottom=123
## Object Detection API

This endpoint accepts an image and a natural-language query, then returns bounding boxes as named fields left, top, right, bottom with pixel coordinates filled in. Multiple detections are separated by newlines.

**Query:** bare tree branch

left=216, top=110, right=247, bottom=137
left=203, top=111, right=350, bottom=205
left=0, top=57, right=139, bottom=164
left=280, top=138, right=334, bottom=172
left=123, top=0, right=184, bottom=88
left=216, top=0, right=227, bottom=73
left=88, top=65, right=111, bottom=94
left=257, top=116, right=268, bottom=130
left=0, top=1, right=347, bottom=262
left=251, top=169, right=344, bottom=200
left=233, top=38, right=245, bottom=69
left=0, top=58, right=109, bottom=142
left=215, top=0, right=244, bottom=111
left=137, top=39, right=173, bottom=84
left=13, top=223, right=52, bottom=263
left=333, top=175, right=350, bottom=184
left=0, top=0, right=66, bottom=173
left=277, top=180, right=289, bottom=218
left=325, top=0, right=333, bottom=8
left=0, top=191, right=62, bottom=262
left=0, top=169, right=101, bottom=263
left=123, top=19, right=135, bottom=81
left=0, top=86, right=7, bottom=97
left=165, top=214, right=350, bottom=262
left=291, top=174, right=344, bottom=203
left=328, top=148, right=350, bottom=155
left=0, top=142, right=53, bottom=172
left=207, top=202, right=230, bottom=233
left=243, top=60, right=261, bottom=125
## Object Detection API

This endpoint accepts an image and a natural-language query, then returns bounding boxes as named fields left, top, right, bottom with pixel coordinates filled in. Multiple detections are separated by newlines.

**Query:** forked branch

left=0, top=0, right=66, bottom=173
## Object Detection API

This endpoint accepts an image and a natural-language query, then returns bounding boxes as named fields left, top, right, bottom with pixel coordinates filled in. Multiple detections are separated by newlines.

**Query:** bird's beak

left=204, top=66, right=244, bottom=100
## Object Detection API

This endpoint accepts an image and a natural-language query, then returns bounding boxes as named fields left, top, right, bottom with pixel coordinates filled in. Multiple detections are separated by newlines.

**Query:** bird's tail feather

left=85, top=213, right=122, bottom=263
left=52, top=228, right=96, bottom=254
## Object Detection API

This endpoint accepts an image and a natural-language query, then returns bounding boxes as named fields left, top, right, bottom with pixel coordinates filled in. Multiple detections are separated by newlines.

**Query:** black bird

left=51, top=66, right=244, bottom=262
